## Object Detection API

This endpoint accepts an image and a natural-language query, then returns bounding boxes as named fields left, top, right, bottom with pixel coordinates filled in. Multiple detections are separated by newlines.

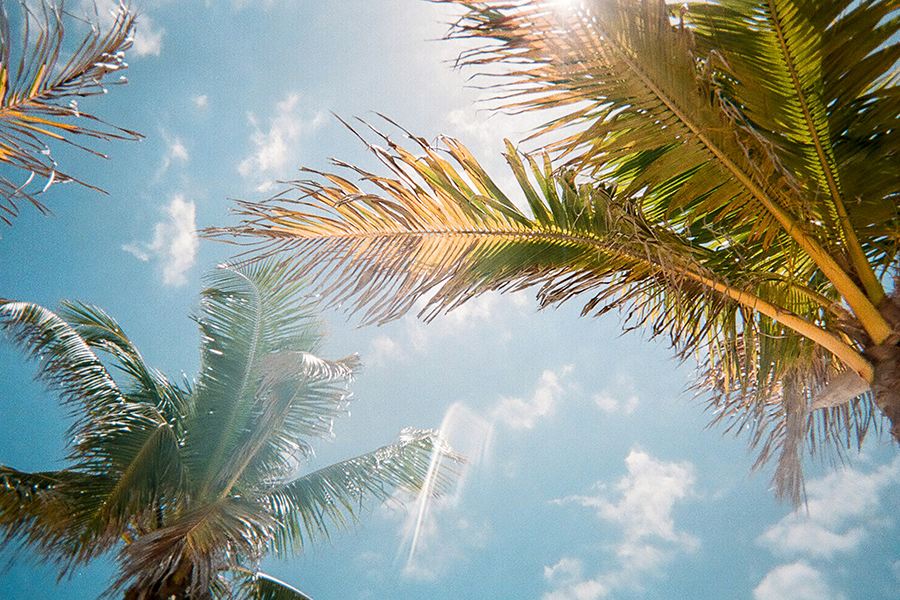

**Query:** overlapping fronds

left=1, top=262, right=463, bottom=596
left=183, top=261, right=350, bottom=501
left=0, top=0, right=142, bottom=223
left=439, top=0, right=899, bottom=343
left=208, top=116, right=881, bottom=502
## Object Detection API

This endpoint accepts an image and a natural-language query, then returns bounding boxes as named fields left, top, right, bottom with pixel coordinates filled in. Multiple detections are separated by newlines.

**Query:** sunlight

left=399, top=402, right=493, bottom=571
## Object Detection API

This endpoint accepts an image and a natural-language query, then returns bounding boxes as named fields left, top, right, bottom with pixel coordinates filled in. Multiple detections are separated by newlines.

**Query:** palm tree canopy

left=0, top=0, right=142, bottom=224
left=0, top=262, right=459, bottom=599
left=209, top=0, right=900, bottom=504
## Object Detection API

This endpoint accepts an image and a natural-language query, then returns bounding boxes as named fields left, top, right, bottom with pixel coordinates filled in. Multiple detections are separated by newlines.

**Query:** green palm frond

left=440, top=0, right=896, bottom=343
left=182, top=262, right=348, bottom=500
left=236, top=571, right=315, bottom=600
left=0, top=467, right=85, bottom=557
left=220, top=351, right=361, bottom=498
left=0, top=0, right=141, bottom=222
left=262, top=427, right=461, bottom=553
left=0, top=299, right=125, bottom=424
left=60, top=300, right=192, bottom=426
left=208, top=120, right=880, bottom=501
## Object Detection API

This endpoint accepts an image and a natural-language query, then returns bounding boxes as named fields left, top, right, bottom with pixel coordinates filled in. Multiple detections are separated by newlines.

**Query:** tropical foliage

left=0, top=0, right=141, bottom=224
left=0, top=262, right=457, bottom=599
left=210, top=0, right=900, bottom=503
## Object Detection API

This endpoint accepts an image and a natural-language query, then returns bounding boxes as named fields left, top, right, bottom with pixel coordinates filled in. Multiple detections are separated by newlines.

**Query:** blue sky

left=1, top=1, right=899, bottom=599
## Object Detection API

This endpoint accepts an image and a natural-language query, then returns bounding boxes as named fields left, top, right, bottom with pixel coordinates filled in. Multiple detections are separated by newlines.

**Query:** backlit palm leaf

left=1, top=262, right=461, bottom=597
left=208, top=117, right=883, bottom=502
left=0, top=0, right=141, bottom=223
left=441, top=0, right=897, bottom=342
left=263, top=427, right=459, bottom=552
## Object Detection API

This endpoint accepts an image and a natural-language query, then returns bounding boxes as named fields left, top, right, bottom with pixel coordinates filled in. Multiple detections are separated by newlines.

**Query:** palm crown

left=210, top=0, right=900, bottom=503
left=0, top=262, right=457, bottom=599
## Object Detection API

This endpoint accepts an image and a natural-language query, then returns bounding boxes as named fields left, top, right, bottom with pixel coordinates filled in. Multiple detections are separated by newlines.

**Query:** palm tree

left=0, top=262, right=457, bottom=599
left=0, top=0, right=141, bottom=224
left=208, top=0, right=900, bottom=503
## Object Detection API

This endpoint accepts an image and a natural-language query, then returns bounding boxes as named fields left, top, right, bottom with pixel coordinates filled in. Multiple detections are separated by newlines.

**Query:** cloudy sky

left=1, top=2, right=899, bottom=599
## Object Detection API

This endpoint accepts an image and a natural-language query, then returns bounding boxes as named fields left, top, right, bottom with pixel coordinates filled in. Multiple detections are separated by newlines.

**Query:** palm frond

left=219, top=351, right=361, bottom=498
left=235, top=570, right=315, bottom=600
left=0, top=299, right=124, bottom=426
left=261, top=428, right=461, bottom=553
left=115, top=497, right=276, bottom=598
left=438, top=0, right=893, bottom=342
left=60, top=300, right=192, bottom=425
left=182, top=262, right=333, bottom=500
left=208, top=121, right=880, bottom=502
left=0, top=0, right=142, bottom=222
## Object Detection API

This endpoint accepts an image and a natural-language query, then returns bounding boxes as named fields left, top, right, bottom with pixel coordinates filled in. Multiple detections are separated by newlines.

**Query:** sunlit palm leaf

left=262, top=428, right=460, bottom=553
left=239, top=571, right=314, bottom=600
left=183, top=262, right=344, bottom=501
left=0, top=0, right=141, bottom=222
left=439, top=0, right=896, bottom=343
left=209, top=120, right=879, bottom=501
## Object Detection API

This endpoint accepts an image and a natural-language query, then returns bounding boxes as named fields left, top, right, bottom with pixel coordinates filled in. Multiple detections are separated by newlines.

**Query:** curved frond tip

left=0, top=0, right=143, bottom=223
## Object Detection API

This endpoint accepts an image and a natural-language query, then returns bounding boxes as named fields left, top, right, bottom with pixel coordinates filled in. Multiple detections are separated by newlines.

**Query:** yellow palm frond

left=0, top=0, right=141, bottom=224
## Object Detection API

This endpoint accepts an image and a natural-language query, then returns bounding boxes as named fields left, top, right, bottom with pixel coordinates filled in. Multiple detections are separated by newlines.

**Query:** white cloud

left=132, top=14, right=163, bottom=56
left=238, top=93, right=327, bottom=191
left=366, top=334, right=405, bottom=367
left=753, top=562, right=843, bottom=600
left=156, top=131, right=189, bottom=178
left=545, top=451, right=697, bottom=599
left=193, top=95, right=209, bottom=109
left=83, top=0, right=163, bottom=56
left=122, top=196, right=198, bottom=287
left=592, top=372, right=639, bottom=414
left=493, top=366, right=573, bottom=430
left=758, top=456, right=900, bottom=558
left=544, top=558, right=608, bottom=600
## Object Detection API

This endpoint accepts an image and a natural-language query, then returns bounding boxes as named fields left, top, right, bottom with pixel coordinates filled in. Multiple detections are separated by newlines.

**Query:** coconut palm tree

left=0, top=0, right=141, bottom=224
left=209, top=0, right=900, bottom=503
left=0, top=262, right=457, bottom=599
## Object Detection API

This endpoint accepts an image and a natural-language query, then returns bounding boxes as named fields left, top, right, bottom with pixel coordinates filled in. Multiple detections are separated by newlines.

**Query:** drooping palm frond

left=236, top=571, right=314, bottom=600
left=60, top=300, right=192, bottom=426
left=0, top=0, right=142, bottom=223
left=207, top=119, right=880, bottom=502
left=438, top=0, right=898, bottom=344
left=115, top=497, right=277, bottom=598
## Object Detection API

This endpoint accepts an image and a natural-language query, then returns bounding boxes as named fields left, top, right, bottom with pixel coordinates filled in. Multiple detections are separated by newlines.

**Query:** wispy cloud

left=753, top=456, right=900, bottom=598
left=545, top=450, right=697, bottom=599
left=238, top=93, right=327, bottom=191
left=122, top=196, right=198, bottom=287
left=156, top=131, right=189, bottom=179
left=592, top=373, right=639, bottom=415
left=82, top=0, right=163, bottom=56
left=759, top=456, right=900, bottom=558
left=493, top=366, right=573, bottom=430
left=752, top=561, right=844, bottom=600
left=193, top=95, right=209, bottom=109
